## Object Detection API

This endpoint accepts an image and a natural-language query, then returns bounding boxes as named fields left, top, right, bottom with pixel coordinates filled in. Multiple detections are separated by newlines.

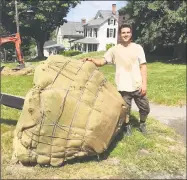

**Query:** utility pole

left=15, top=0, right=19, bottom=33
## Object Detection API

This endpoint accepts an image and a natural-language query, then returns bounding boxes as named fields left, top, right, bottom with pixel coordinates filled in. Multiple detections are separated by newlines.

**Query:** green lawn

left=1, top=52, right=186, bottom=179
left=2, top=52, right=186, bottom=106
left=99, top=63, right=186, bottom=106
left=1, top=75, right=33, bottom=96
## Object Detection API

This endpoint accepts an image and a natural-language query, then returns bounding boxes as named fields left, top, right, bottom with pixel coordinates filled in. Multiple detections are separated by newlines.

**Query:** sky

left=66, top=1, right=127, bottom=22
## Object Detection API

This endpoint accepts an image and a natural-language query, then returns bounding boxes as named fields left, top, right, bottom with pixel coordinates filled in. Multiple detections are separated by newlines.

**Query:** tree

left=1, top=0, right=80, bottom=58
left=119, top=0, right=187, bottom=59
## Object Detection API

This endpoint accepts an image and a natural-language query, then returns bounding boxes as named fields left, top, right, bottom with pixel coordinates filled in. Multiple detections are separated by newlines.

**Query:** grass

left=1, top=51, right=186, bottom=179
left=1, top=75, right=33, bottom=96
left=73, top=51, right=106, bottom=60
left=147, top=62, right=186, bottom=106
left=1, top=107, right=186, bottom=179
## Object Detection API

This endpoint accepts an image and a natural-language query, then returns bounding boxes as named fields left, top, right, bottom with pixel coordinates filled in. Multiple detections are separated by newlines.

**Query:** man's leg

left=119, top=91, right=133, bottom=136
left=133, top=90, right=150, bottom=134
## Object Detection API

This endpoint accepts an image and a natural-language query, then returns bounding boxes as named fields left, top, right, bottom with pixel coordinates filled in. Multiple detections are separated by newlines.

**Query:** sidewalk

left=131, top=100, right=186, bottom=143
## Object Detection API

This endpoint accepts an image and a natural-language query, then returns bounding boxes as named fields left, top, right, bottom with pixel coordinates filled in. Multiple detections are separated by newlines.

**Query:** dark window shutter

left=86, top=29, right=87, bottom=37
left=114, top=20, right=116, bottom=25
left=108, top=19, right=110, bottom=25
left=113, top=28, right=116, bottom=38
left=107, top=28, right=109, bottom=38
left=90, top=29, right=92, bottom=37
left=96, top=30, right=97, bottom=38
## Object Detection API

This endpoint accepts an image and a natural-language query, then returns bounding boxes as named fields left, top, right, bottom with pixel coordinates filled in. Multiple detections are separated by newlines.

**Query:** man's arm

left=82, top=47, right=114, bottom=67
left=140, top=63, right=147, bottom=96
left=82, top=58, right=107, bottom=67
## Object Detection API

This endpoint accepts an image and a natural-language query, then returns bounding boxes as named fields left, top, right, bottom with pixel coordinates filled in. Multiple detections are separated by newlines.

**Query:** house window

left=83, top=44, right=86, bottom=52
left=89, top=29, right=92, bottom=37
left=88, top=44, right=92, bottom=52
left=107, top=28, right=116, bottom=38
left=88, top=29, right=90, bottom=37
left=93, top=44, right=97, bottom=51
left=108, top=18, right=115, bottom=25
left=84, top=28, right=87, bottom=37
left=98, top=14, right=102, bottom=18
left=109, top=29, right=113, bottom=37
left=94, top=28, right=97, bottom=37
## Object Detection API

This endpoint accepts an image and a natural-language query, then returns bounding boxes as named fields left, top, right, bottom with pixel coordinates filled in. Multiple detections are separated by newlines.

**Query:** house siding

left=62, top=38, right=71, bottom=49
left=57, top=9, right=123, bottom=53
left=97, top=17, right=118, bottom=51
left=56, top=22, right=84, bottom=50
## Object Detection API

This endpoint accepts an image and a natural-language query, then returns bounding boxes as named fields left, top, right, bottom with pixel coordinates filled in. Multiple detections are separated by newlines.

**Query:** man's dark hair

left=118, top=23, right=132, bottom=34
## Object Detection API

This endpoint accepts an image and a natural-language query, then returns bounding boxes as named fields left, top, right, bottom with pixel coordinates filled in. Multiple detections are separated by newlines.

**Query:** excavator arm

left=0, top=33, right=25, bottom=67
left=0, top=33, right=26, bottom=108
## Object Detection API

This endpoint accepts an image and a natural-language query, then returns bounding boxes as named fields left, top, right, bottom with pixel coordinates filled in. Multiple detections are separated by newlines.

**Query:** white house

left=56, top=20, right=85, bottom=50
left=74, top=4, right=123, bottom=52
left=55, top=4, right=128, bottom=53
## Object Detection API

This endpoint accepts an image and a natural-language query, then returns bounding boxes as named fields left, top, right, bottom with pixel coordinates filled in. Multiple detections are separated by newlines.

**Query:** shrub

left=60, top=50, right=82, bottom=57
left=106, top=43, right=115, bottom=51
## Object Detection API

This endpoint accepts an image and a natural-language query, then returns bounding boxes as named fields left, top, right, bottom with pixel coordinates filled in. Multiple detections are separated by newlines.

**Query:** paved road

left=131, top=100, right=186, bottom=143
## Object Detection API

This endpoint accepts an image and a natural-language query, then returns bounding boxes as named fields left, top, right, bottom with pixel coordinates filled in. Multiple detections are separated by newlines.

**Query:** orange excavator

left=0, top=32, right=25, bottom=70
left=0, top=33, right=26, bottom=109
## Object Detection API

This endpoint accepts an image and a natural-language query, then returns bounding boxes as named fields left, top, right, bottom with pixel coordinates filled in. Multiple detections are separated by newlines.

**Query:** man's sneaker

left=139, top=122, right=147, bottom=134
left=123, top=124, right=132, bottom=136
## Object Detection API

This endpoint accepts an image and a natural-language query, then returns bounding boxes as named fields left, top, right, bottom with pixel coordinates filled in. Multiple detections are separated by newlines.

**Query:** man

left=83, top=23, right=150, bottom=135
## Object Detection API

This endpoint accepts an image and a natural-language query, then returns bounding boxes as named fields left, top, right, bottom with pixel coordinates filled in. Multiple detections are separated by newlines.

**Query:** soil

left=1, top=66, right=35, bottom=76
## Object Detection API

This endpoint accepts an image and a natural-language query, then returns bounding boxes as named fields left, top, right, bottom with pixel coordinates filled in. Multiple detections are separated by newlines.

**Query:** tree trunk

left=36, top=40, right=45, bottom=58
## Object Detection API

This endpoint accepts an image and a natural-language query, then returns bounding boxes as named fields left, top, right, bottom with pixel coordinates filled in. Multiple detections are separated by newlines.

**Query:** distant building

left=43, top=40, right=64, bottom=57
left=55, top=4, right=129, bottom=53
left=56, top=20, right=85, bottom=50
left=74, top=4, right=119, bottom=52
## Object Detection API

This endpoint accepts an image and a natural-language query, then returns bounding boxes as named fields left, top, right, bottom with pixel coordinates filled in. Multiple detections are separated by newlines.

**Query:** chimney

left=112, top=4, right=116, bottom=15
left=81, top=18, right=86, bottom=24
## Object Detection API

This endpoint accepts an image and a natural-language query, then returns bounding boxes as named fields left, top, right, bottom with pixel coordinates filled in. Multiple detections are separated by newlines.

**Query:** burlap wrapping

left=12, top=55, right=127, bottom=166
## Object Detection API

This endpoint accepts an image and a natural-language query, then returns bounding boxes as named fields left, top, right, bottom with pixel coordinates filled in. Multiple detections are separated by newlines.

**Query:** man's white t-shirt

left=104, top=42, right=146, bottom=92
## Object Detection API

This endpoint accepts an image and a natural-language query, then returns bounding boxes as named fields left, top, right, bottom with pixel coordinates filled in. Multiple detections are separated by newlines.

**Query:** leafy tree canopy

left=1, top=0, right=81, bottom=58
left=119, top=0, right=187, bottom=58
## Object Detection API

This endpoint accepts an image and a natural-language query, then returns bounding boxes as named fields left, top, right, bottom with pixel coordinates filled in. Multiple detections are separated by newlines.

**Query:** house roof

left=60, top=21, right=84, bottom=36
left=44, top=40, right=57, bottom=47
left=99, top=10, right=116, bottom=18
left=74, top=37, right=99, bottom=44
left=44, top=40, right=64, bottom=49
left=44, top=44, right=64, bottom=49
left=84, top=10, right=119, bottom=27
